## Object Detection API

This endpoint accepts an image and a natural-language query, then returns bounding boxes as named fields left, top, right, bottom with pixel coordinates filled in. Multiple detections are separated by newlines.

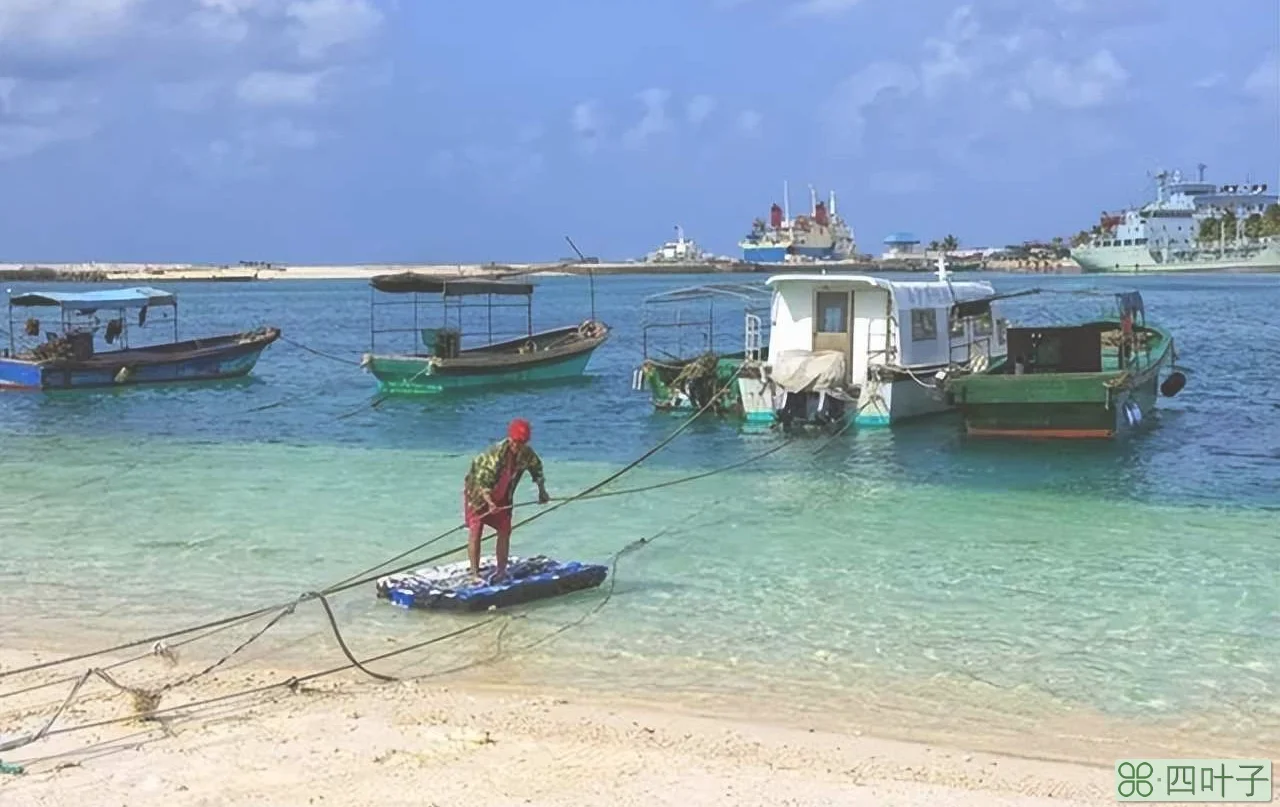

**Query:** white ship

left=1070, top=165, right=1280, bottom=273
left=644, top=225, right=708, bottom=263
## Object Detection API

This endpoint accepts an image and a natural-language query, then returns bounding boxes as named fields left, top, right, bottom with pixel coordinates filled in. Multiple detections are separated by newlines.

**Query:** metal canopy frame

left=640, top=282, right=772, bottom=361
left=6, top=288, right=179, bottom=355
left=367, top=274, right=535, bottom=354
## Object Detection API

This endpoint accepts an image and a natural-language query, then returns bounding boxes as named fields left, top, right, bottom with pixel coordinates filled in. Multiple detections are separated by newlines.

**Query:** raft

left=374, top=555, right=608, bottom=612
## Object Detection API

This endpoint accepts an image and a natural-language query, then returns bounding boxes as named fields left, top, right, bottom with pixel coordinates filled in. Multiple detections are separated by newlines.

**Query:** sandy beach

left=0, top=646, right=1116, bottom=807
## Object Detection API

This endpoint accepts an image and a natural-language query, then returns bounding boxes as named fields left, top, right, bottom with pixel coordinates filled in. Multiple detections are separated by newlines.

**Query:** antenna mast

left=564, top=235, right=595, bottom=322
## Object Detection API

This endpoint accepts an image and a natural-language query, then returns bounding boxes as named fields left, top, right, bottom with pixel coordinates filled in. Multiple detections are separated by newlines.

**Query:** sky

left=0, top=0, right=1276, bottom=263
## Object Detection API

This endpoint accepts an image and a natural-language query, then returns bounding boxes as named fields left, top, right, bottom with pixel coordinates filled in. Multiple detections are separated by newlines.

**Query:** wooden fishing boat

left=941, top=292, right=1185, bottom=439
left=0, top=287, right=279, bottom=390
left=631, top=283, right=770, bottom=416
left=360, top=272, right=609, bottom=394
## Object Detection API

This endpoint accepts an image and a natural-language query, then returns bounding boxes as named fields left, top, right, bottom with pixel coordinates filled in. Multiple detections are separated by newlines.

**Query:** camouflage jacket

left=464, top=438, right=544, bottom=510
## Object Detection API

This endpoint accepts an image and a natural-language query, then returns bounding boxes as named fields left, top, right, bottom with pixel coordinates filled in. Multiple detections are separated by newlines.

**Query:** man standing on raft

left=463, top=418, right=550, bottom=583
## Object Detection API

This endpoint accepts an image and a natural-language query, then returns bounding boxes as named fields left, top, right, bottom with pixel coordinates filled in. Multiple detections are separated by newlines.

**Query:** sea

left=1, top=271, right=1277, bottom=757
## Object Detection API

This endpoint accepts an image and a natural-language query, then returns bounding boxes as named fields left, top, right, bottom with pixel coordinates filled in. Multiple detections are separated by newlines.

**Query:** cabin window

left=1122, top=239, right=1132, bottom=246
left=949, top=312, right=965, bottom=338
left=910, top=309, right=937, bottom=342
left=815, top=292, right=848, bottom=333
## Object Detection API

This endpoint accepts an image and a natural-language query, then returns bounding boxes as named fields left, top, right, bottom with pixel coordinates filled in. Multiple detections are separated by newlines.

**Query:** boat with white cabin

left=737, top=257, right=1010, bottom=430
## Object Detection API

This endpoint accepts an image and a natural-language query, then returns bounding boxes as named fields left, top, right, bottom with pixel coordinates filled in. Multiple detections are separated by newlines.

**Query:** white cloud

left=622, top=87, right=672, bottom=149
left=0, top=77, right=98, bottom=161
left=686, top=94, right=716, bottom=127
left=0, top=0, right=143, bottom=49
left=235, top=70, right=327, bottom=106
left=1023, top=49, right=1128, bottom=108
left=737, top=109, right=763, bottom=137
left=155, top=79, right=222, bottom=113
left=1193, top=72, right=1226, bottom=90
left=920, top=5, right=980, bottom=97
left=823, top=61, right=917, bottom=153
left=571, top=101, right=600, bottom=137
left=868, top=170, right=932, bottom=195
left=286, top=0, right=383, bottom=61
left=249, top=118, right=320, bottom=149
left=793, top=0, right=866, bottom=17
left=1243, top=52, right=1278, bottom=99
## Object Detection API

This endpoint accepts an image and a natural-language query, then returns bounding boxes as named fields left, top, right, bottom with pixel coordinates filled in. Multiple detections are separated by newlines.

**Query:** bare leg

left=495, top=526, right=511, bottom=580
left=468, top=523, right=483, bottom=578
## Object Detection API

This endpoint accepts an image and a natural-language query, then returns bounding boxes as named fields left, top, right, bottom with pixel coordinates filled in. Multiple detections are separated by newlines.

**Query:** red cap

left=507, top=418, right=531, bottom=443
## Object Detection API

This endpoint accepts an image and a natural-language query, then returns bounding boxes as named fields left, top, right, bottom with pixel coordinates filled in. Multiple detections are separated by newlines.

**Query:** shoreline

left=0, top=646, right=1118, bottom=806
left=0, top=258, right=1083, bottom=284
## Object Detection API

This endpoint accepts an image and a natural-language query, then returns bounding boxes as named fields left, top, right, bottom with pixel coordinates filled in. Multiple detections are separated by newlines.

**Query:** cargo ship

left=1070, top=165, right=1280, bottom=273
left=739, top=183, right=855, bottom=263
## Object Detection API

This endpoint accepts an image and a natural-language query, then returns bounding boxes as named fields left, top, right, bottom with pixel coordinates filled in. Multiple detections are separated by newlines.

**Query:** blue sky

left=0, top=0, right=1276, bottom=263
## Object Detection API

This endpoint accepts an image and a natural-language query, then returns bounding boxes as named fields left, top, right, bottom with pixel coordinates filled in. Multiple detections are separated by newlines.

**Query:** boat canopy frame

left=367, top=272, right=536, bottom=354
left=640, top=282, right=772, bottom=363
left=6, top=286, right=179, bottom=355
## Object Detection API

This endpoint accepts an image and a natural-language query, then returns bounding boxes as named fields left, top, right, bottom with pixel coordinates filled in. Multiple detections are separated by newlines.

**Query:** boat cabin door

left=813, top=291, right=852, bottom=377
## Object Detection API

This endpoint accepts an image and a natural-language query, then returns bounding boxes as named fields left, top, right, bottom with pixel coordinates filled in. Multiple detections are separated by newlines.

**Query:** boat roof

left=643, top=282, right=770, bottom=305
left=369, top=272, right=533, bottom=297
left=8, top=287, right=177, bottom=310
left=766, top=273, right=995, bottom=308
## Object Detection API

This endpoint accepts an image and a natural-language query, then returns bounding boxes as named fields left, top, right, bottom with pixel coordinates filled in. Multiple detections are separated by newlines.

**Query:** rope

left=278, top=336, right=363, bottom=366
left=17, top=617, right=501, bottom=753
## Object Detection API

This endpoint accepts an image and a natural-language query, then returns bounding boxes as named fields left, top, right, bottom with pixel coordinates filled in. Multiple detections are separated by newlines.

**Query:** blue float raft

left=375, top=555, right=608, bottom=612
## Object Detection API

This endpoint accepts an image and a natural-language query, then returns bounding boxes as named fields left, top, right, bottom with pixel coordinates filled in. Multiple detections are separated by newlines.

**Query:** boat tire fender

left=1160, top=371, right=1186, bottom=398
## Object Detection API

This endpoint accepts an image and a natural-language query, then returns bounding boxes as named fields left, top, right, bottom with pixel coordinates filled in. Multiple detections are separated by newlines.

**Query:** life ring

left=521, top=340, right=538, bottom=354
left=578, top=320, right=603, bottom=339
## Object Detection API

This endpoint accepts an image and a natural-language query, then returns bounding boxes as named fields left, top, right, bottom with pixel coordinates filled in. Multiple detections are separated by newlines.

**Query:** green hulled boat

left=362, top=272, right=609, bottom=395
left=942, top=292, right=1185, bottom=439
left=631, top=283, right=770, bottom=417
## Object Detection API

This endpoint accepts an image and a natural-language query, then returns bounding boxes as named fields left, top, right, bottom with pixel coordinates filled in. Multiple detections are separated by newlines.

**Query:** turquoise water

left=1, top=273, right=1277, bottom=749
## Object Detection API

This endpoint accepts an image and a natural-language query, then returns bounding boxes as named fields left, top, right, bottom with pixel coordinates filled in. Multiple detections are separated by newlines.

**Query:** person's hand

left=538, top=488, right=550, bottom=505
left=483, top=491, right=497, bottom=512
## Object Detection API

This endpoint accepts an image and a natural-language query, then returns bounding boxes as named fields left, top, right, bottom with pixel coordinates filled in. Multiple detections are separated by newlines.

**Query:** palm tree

left=1262, top=203, right=1280, bottom=237
left=1244, top=213, right=1265, bottom=240
left=1197, top=217, right=1219, bottom=243
left=927, top=240, right=941, bottom=252
left=940, top=234, right=959, bottom=252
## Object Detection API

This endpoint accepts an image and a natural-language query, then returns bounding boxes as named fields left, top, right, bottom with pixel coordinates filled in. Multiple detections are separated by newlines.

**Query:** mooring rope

left=0, top=365, right=747, bottom=688
left=277, top=335, right=363, bottom=366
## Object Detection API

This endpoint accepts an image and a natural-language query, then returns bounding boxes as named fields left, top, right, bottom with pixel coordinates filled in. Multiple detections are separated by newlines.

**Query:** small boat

left=632, top=282, right=771, bottom=416
left=375, top=555, right=609, bottom=612
left=736, top=257, right=1012, bottom=430
left=940, top=291, right=1183, bottom=439
left=360, top=273, right=609, bottom=394
left=0, top=286, right=279, bottom=390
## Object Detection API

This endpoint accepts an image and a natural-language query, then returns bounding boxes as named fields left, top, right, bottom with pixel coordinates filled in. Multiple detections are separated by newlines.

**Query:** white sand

left=0, top=646, right=1125, bottom=807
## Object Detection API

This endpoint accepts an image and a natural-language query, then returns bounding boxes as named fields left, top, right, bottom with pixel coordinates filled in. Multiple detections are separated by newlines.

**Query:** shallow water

left=1, top=272, right=1277, bottom=747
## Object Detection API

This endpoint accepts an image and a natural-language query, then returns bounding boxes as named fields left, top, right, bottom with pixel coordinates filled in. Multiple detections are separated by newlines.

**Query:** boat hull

left=741, top=245, right=843, bottom=263
left=640, top=355, right=748, bottom=415
left=0, top=329, right=279, bottom=391
left=365, top=325, right=607, bottom=395
left=944, top=331, right=1171, bottom=439
left=737, top=365, right=959, bottom=431
left=1072, top=242, right=1280, bottom=273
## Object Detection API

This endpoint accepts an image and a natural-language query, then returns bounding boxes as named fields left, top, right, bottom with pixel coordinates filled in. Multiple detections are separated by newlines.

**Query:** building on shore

left=881, top=232, right=922, bottom=260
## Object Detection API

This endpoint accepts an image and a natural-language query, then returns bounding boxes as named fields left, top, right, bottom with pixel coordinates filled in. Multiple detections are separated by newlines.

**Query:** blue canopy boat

left=1, top=287, right=280, bottom=390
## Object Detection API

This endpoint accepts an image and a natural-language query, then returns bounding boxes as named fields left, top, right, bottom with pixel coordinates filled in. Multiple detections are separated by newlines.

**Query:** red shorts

left=464, top=493, right=512, bottom=533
